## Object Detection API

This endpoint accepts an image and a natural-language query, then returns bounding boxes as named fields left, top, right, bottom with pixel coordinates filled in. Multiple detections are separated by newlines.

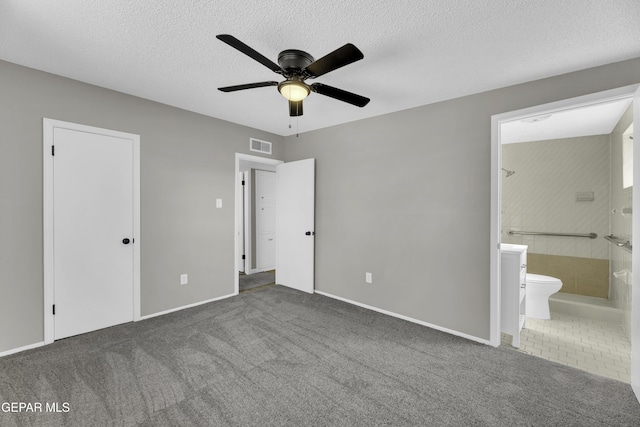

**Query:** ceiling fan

left=216, top=34, right=370, bottom=117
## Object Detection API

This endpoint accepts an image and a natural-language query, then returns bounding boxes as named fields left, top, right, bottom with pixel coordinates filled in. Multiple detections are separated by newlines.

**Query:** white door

left=53, top=127, right=134, bottom=339
left=276, top=158, right=315, bottom=293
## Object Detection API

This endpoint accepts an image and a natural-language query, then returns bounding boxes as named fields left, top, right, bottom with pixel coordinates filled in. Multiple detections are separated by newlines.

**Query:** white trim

left=132, top=136, right=141, bottom=321
left=0, top=341, right=45, bottom=358
left=43, top=120, right=55, bottom=344
left=243, top=169, right=254, bottom=274
left=315, top=290, right=492, bottom=346
left=3, top=292, right=236, bottom=356
left=43, top=118, right=141, bottom=344
left=234, top=153, right=283, bottom=294
left=237, top=171, right=246, bottom=273
left=139, top=293, right=236, bottom=320
left=244, top=267, right=273, bottom=275
left=489, top=84, right=640, bottom=380
left=489, top=113, right=502, bottom=347
left=490, top=84, right=640, bottom=124
left=631, top=86, right=640, bottom=398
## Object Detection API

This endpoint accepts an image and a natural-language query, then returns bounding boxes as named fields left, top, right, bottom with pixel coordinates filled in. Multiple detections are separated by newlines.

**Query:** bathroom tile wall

left=502, top=135, right=611, bottom=297
left=527, top=253, right=609, bottom=297
left=609, top=105, right=633, bottom=340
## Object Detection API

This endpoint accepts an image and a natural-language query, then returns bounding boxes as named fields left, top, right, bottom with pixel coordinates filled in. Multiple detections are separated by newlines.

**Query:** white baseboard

left=0, top=341, right=45, bottom=358
left=245, top=267, right=275, bottom=275
left=1, top=293, right=239, bottom=358
left=314, top=290, right=491, bottom=346
left=2, top=292, right=488, bottom=358
left=139, top=292, right=237, bottom=321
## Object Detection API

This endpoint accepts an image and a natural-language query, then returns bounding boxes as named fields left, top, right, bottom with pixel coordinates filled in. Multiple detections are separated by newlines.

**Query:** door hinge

left=51, top=145, right=55, bottom=156
left=52, top=304, right=55, bottom=315
left=242, top=254, right=246, bottom=260
left=242, top=180, right=245, bottom=186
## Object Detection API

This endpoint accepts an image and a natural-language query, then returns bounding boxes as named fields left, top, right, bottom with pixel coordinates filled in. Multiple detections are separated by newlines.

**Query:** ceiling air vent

left=250, top=138, right=272, bottom=155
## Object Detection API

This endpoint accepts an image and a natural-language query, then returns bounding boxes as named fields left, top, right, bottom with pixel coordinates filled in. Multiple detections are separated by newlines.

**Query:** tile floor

left=501, top=312, right=631, bottom=383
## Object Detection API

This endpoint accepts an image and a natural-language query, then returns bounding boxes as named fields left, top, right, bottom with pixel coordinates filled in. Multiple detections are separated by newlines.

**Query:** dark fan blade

left=218, top=81, right=278, bottom=92
left=289, top=100, right=303, bottom=117
left=216, top=34, right=282, bottom=74
left=310, top=83, right=370, bottom=107
left=304, top=44, right=364, bottom=78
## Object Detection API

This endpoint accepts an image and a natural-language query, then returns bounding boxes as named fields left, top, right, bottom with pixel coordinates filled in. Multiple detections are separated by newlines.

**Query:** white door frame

left=234, top=153, right=283, bottom=294
left=489, top=84, right=640, bottom=397
left=237, top=171, right=246, bottom=273
left=43, top=118, right=141, bottom=345
left=243, top=169, right=255, bottom=274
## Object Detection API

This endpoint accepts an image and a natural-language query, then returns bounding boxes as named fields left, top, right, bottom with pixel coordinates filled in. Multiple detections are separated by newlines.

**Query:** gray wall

left=283, top=57, right=640, bottom=340
left=2, top=56, right=640, bottom=353
left=0, top=60, right=284, bottom=353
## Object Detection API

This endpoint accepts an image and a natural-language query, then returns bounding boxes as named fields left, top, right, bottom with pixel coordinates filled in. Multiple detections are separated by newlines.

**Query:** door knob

left=305, top=231, right=315, bottom=236
left=122, top=238, right=131, bottom=244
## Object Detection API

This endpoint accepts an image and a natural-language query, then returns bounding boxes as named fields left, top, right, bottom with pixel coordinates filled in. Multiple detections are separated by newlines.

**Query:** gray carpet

left=1, top=285, right=639, bottom=426
left=239, top=270, right=275, bottom=292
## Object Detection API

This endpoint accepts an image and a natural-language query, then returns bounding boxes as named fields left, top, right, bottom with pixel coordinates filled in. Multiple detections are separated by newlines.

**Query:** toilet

left=525, top=273, right=563, bottom=320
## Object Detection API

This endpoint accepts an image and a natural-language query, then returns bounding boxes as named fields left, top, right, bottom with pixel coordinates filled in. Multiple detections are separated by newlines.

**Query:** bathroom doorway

left=490, top=85, right=640, bottom=392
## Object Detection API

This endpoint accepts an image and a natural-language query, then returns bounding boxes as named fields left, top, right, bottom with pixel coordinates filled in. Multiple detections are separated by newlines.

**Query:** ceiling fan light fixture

left=278, top=80, right=310, bottom=102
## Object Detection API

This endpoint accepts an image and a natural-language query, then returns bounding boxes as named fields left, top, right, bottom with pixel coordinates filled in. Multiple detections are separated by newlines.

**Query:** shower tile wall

left=502, top=135, right=610, bottom=298
left=609, top=105, right=633, bottom=339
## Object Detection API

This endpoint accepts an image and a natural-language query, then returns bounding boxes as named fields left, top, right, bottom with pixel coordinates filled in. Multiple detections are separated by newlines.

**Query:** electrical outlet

left=365, top=272, right=372, bottom=284
left=180, top=274, right=188, bottom=285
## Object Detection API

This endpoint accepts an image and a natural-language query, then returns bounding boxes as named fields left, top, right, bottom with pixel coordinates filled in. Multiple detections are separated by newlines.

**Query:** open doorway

left=235, top=153, right=316, bottom=295
left=490, top=85, right=640, bottom=393
left=236, top=154, right=282, bottom=293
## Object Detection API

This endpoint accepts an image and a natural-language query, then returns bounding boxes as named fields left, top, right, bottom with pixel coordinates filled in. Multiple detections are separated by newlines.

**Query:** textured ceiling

left=1, top=0, right=639, bottom=136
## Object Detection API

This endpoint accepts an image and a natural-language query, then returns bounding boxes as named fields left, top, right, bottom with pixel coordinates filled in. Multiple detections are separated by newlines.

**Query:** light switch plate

left=216, top=198, right=222, bottom=208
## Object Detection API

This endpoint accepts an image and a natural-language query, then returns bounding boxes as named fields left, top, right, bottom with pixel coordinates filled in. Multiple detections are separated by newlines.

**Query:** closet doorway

left=234, top=153, right=316, bottom=295
left=43, top=119, right=141, bottom=343
left=238, top=159, right=278, bottom=292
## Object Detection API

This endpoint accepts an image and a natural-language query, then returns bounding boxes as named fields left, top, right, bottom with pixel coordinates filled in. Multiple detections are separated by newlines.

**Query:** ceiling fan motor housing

left=278, top=50, right=315, bottom=74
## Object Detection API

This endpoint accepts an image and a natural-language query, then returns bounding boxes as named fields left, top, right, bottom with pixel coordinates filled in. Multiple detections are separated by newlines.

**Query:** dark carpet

left=1, top=285, right=639, bottom=426
left=239, top=270, right=275, bottom=292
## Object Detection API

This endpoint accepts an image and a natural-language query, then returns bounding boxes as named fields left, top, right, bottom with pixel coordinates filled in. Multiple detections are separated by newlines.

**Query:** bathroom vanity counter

left=500, top=243, right=527, bottom=348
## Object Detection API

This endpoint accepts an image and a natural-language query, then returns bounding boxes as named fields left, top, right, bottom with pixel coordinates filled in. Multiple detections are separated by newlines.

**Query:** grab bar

left=604, top=235, right=632, bottom=253
left=507, top=230, right=597, bottom=239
